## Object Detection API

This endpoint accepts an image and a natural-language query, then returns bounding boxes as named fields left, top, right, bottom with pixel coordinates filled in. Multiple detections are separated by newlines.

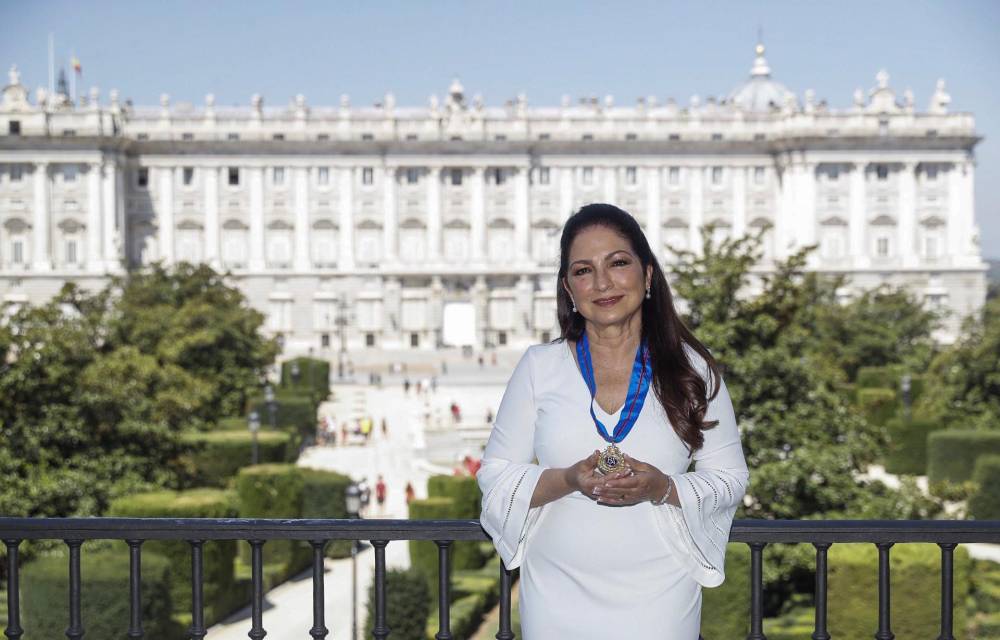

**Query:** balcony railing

left=1, top=518, right=999, bottom=640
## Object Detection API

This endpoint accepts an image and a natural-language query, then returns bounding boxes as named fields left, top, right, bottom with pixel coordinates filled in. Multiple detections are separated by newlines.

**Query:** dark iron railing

left=1, top=518, right=999, bottom=640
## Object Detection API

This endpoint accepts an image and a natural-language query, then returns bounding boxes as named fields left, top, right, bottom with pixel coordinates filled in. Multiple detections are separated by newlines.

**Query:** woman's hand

left=596, top=454, right=670, bottom=507
left=564, top=450, right=620, bottom=500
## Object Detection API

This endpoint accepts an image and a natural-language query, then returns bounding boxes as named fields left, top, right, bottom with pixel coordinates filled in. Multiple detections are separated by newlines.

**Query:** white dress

left=478, top=340, right=750, bottom=640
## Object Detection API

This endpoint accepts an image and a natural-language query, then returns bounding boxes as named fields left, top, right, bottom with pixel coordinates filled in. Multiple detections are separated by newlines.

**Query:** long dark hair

left=556, top=203, right=722, bottom=456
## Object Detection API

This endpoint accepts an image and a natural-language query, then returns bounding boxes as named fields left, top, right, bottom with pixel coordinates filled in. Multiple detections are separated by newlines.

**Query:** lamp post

left=264, top=384, right=277, bottom=432
left=901, top=374, right=912, bottom=422
left=346, top=483, right=362, bottom=640
left=247, top=410, right=260, bottom=465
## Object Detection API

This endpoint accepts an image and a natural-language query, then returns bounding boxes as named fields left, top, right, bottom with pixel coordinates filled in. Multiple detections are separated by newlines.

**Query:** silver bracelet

left=650, top=476, right=674, bottom=506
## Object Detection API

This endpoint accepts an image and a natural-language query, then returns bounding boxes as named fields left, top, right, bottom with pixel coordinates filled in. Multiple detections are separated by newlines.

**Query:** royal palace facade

left=0, top=46, right=987, bottom=352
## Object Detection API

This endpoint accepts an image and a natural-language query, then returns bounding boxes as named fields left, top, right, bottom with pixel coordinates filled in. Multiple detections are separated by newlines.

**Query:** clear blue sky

left=3, top=0, right=998, bottom=258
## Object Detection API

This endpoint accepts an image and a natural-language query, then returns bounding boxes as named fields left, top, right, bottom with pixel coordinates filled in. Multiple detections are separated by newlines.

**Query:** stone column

left=849, top=162, right=868, bottom=268
left=294, top=166, right=310, bottom=270
left=645, top=166, right=662, bottom=259
left=732, top=166, right=747, bottom=241
left=898, top=161, right=917, bottom=267
left=470, top=167, right=486, bottom=262
left=798, top=161, right=818, bottom=266
left=427, top=166, right=442, bottom=261
left=959, top=159, right=976, bottom=260
left=514, top=166, right=530, bottom=261
left=603, top=166, right=617, bottom=203
left=86, top=163, right=103, bottom=270
left=382, top=165, right=398, bottom=262
left=687, top=166, right=703, bottom=255
left=31, top=162, right=52, bottom=271
left=157, top=167, right=175, bottom=264
left=204, top=166, right=220, bottom=268
left=560, top=166, right=573, bottom=222
left=338, top=167, right=355, bottom=269
left=102, top=162, right=118, bottom=269
left=248, top=166, right=265, bottom=270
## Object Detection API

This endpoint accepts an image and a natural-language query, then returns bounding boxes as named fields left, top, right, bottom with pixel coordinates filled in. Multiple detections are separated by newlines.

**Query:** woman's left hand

left=596, top=454, right=670, bottom=506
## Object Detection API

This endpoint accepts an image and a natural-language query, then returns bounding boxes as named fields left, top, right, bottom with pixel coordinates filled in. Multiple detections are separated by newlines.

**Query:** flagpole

left=48, top=33, right=54, bottom=96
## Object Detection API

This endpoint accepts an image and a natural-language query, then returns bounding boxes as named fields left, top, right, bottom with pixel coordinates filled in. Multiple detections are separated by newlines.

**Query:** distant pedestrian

left=485, top=408, right=494, bottom=424
left=404, top=378, right=411, bottom=394
left=405, top=482, right=415, bottom=505
left=490, top=352, right=497, bottom=366
left=478, top=355, right=484, bottom=369
left=381, top=417, right=388, bottom=438
left=375, top=475, right=387, bottom=515
left=340, top=422, right=348, bottom=446
left=441, top=361, right=448, bottom=375
left=431, top=376, right=438, bottom=393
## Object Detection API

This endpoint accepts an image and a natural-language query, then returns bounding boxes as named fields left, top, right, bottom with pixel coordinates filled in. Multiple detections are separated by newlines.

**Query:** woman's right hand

left=564, top=450, right=627, bottom=499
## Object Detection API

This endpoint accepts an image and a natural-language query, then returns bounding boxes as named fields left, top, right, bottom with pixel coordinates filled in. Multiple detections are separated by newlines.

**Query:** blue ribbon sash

left=576, top=332, right=652, bottom=445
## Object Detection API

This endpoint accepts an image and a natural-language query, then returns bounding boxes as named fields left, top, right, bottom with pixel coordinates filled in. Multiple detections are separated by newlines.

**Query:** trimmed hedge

left=828, top=543, right=970, bottom=639
left=856, top=365, right=904, bottom=389
left=235, top=464, right=310, bottom=578
left=280, top=356, right=330, bottom=399
left=927, top=430, right=1000, bottom=485
left=408, top=497, right=456, bottom=590
left=107, top=488, right=242, bottom=625
left=23, top=547, right=183, bottom=639
left=427, top=475, right=486, bottom=571
left=363, top=567, right=431, bottom=640
left=857, top=388, right=897, bottom=427
left=248, top=392, right=318, bottom=447
left=300, top=467, right=354, bottom=558
left=970, top=455, right=1000, bottom=520
left=700, top=543, right=751, bottom=640
left=217, top=416, right=249, bottom=431
left=427, top=554, right=503, bottom=639
left=178, top=430, right=291, bottom=488
left=884, top=418, right=944, bottom=476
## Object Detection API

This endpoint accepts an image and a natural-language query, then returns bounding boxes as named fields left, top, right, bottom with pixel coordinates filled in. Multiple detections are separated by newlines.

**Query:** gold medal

left=597, top=443, right=625, bottom=475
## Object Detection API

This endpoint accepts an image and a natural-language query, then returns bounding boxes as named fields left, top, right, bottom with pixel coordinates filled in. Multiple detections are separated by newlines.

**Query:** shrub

left=248, top=392, right=318, bottom=448
left=700, top=543, right=751, bottom=640
left=235, top=464, right=310, bottom=578
left=280, top=357, right=330, bottom=399
left=884, top=418, right=944, bottom=476
left=300, top=467, right=353, bottom=558
left=107, top=488, right=241, bottom=625
left=827, top=543, right=970, bottom=639
left=216, top=416, right=249, bottom=431
left=856, top=365, right=902, bottom=389
left=22, top=547, right=183, bottom=638
left=927, top=430, right=1000, bottom=485
left=427, top=475, right=486, bottom=571
left=857, top=388, right=897, bottom=427
left=178, top=430, right=291, bottom=488
left=408, top=497, right=456, bottom=589
left=969, top=455, right=1000, bottom=520
left=363, top=567, right=431, bottom=640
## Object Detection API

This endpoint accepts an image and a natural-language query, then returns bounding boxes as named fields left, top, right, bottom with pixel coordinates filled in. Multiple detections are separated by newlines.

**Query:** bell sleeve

left=477, top=347, right=548, bottom=570
left=652, top=367, right=750, bottom=588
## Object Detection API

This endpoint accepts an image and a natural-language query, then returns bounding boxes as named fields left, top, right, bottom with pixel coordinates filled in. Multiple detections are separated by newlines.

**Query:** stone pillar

left=204, top=166, right=220, bottom=268
left=294, top=166, right=310, bottom=270
left=157, top=167, right=175, bottom=264
left=687, top=166, right=703, bottom=255
left=101, top=162, right=118, bottom=270
left=86, top=163, right=103, bottom=270
left=514, top=166, right=530, bottom=261
left=515, top=274, right=534, bottom=344
left=248, top=166, right=265, bottom=270
left=338, top=167, right=355, bottom=269
left=382, top=166, right=398, bottom=262
left=849, top=162, right=868, bottom=268
left=732, top=166, right=747, bottom=241
left=560, top=166, right=573, bottom=221
left=31, top=162, right=52, bottom=271
left=470, top=167, right=486, bottom=261
left=798, top=161, right=818, bottom=266
left=898, top=161, right=917, bottom=267
left=645, top=167, right=662, bottom=260
left=959, top=159, right=976, bottom=260
left=603, top=166, right=617, bottom=203
left=427, top=166, right=442, bottom=261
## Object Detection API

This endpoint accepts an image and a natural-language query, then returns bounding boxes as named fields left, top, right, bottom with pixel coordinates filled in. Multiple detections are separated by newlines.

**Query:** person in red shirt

left=375, top=475, right=387, bottom=515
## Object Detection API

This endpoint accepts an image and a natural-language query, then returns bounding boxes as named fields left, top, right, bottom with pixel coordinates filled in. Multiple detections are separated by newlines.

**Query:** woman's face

left=562, top=225, right=651, bottom=329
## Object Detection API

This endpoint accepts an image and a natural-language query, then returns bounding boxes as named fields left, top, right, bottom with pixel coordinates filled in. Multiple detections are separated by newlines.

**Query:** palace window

left=272, top=133, right=285, bottom=141
left=227, top=133, right=240, bottom=141
left=668, top=134, right=681, bottom=141
left=361, top=133, right=374, bottom=141
left=66, top=239, right=78, bottom=264
left=183, top=167, right=194, bottom=186
left=228, top=167, right=240, bottom=186
left=495, top=134, right=507, bottom=141
left=711, top=167, right=723, bottom=185
left=538, top=167, right=550, bottom=185
left=539, top=133, right=551, bottom=140
left=10, top=165, right=23, bottom=182
left=366, top=333, right=376, bottom=347
left=582, top=167, right=594, bottom=186
left=405, top=134, right=418, bottom=141
left=136, top=167, right=148, bottom=188
left=8, top=121, right=20, bottom=135
left=317, top=134, right=330, bottom=141
left=12, top=239, right=24, bottom=264
left=582, top=134, right=594, bottom=141
left=406, top=168, right=420, bottom=184
left=668, top=167, right=680, bottom=185
left=876, top=164, right=889, bottom=181
left=711, top=133, right=723, bottom=141
left=362, top=167, right=374, bottom=185
left=754, top=167, right=765, bottom=184
left=273, top=167, right=285, bottom=185
left=625, top=133, right=638, bottom=141
left=925, top=165, right=939, bottom=181
left=625, top=167, right=637, bottom=185
left=492, top=168, right=506, bottom=185
left=876, top=237, right=890, bottom=257
left=137, top=133, right=149, bottom=141
left=450, top=169, right=462, bottom=186
left=182, top=133, right=194, bottom=141
left=318, top=167, right=330, bottom=185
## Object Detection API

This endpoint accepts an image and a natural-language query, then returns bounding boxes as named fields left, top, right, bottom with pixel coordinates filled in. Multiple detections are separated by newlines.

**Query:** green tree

left=919, top=296, right=1000, bottom=431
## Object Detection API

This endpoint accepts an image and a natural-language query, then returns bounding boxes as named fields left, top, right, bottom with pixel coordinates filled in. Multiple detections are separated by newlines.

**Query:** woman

left=478, top=203, right=749, bottom=639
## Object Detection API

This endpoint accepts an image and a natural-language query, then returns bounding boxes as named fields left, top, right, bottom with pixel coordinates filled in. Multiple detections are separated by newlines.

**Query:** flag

left=71, top=56, right=81, bottom=74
